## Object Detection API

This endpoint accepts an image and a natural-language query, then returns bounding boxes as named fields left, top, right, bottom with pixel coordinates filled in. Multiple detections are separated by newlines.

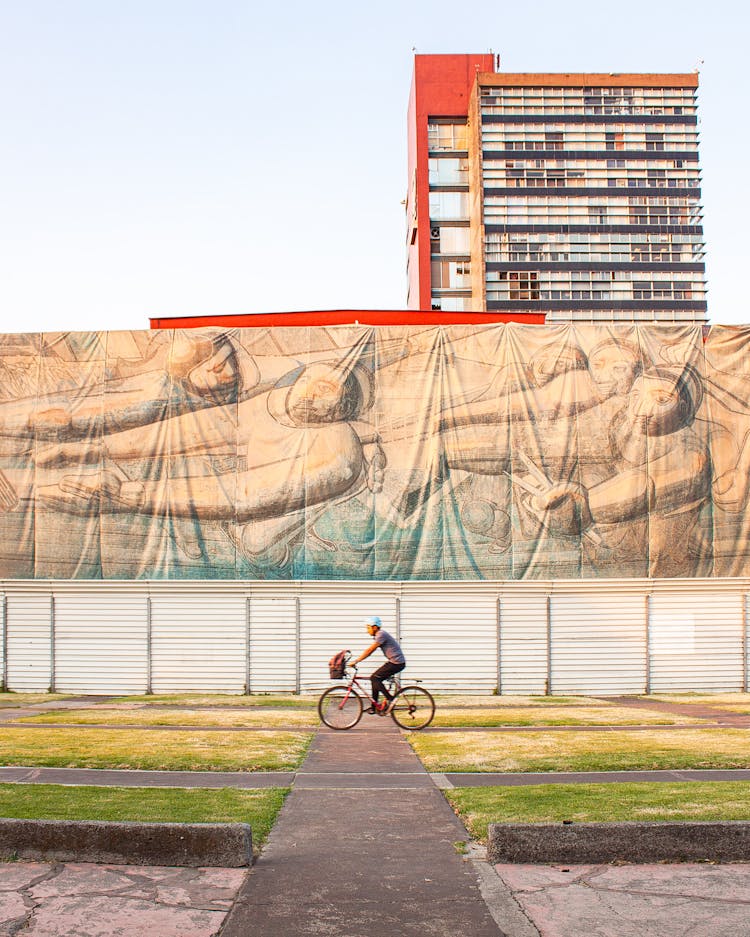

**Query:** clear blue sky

left=0, top=0, right=746, bottom=332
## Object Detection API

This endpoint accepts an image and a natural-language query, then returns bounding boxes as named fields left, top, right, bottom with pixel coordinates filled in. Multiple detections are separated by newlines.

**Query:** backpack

left=328, top=650, right=349, bottom=680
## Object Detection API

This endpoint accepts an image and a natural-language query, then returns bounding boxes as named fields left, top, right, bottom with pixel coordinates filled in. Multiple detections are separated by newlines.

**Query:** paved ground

left=0, top=861, right=245, bottom=936
left=1, top=694, right=750, bottom=934
left=220, top=716, right=505, bottom=937
left=494, top=862, right=750, bottom=937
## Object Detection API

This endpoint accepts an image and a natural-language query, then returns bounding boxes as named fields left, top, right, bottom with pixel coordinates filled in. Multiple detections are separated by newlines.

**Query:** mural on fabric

left=1, top=322, right=750, bottom=580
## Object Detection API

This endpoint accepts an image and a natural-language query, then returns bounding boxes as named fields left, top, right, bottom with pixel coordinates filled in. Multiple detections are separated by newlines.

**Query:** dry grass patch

left=0, top=694, right=73, bottom=707
left=644, top=693, right=750, bottom=714
left=409, top=727, right=750, bottom=773
left=432, top=705, right=705, bottom=728
left=433, top=695, right=601, bottom=708
left=109, top=693, right=318, bottom=709
left=0, top=727, right=311, bottom=771
left=19, top=708, right=318, bottom=729
left=446, top=781, right=750, bottom=843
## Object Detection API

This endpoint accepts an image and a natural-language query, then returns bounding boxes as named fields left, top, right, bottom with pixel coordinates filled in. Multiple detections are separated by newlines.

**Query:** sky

left=0, top=0, right=747, bottom=333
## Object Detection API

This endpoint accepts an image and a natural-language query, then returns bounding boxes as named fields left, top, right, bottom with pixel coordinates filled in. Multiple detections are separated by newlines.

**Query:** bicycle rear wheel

left=318, top=685, right=363, bottom=730
left=389, top=685, right=435, bottom=730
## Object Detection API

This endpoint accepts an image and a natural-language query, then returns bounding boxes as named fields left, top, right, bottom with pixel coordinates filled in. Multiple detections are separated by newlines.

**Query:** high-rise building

left=406, top=54, right=707, bottom=323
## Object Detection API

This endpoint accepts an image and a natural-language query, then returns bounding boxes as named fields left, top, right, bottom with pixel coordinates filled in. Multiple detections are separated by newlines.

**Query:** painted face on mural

left=529, top=345, right=586, bottom=387
left=626, top=370, right=695, bottom=437
left=286, top=369, right=348, bottom=424
left=588, top=343, right=640, bottom=397
left=171, top=335, right=241, bottom=405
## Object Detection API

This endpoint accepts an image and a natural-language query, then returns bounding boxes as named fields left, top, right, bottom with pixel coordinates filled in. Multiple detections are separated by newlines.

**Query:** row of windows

left=489, top=231, right=703, bottom=246
left=484, top=197, right=701, bottom=226
left=486, top=246, right=703, bottom=264
left=479, top=87, right=696, bottom=117
left=488, top=269, right=705, bottom=284
left=486, top=269, right=704, bottom=301
left=481, top=128, right=699, bottom=150
left=485, top=166, right=699, bottom=189
left=488, top=287, right=700, bottom=301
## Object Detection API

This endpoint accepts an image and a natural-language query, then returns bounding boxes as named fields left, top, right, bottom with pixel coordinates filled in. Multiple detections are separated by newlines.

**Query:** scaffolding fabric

left=0, top=323, right=747, bottom=581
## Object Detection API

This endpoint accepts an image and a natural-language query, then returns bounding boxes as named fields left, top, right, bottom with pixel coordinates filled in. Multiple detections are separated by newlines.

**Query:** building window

left=428, top=122, right=468, bottom=152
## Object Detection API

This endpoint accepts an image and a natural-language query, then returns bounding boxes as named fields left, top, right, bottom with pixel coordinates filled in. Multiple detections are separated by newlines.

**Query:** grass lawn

left=431, top=705, right=703, bottom=728
left=409, top=727, right=750, bottom=773
left=0, top=694, right=73, bottom=707
left=109, top=694, right=318, bottom=709
left=19, top=708, right=318, bottom=729
left=0, top=784, right=287, bottom=847
left=0, top=727, right=312, bottom=771
left=446, top=781, right=750, bottom=843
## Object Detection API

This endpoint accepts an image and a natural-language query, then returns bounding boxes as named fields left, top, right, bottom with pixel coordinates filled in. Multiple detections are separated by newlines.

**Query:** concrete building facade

left=406, top=55, right=707, bottom=324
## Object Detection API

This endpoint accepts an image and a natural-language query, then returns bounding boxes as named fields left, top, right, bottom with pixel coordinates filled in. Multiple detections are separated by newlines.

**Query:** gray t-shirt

left=375, top=629, right=405, bottom=665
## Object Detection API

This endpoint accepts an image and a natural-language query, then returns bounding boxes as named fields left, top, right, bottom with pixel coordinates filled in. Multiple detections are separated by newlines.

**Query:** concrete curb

left=0, top=818, right=253, bottom=867
left=488, top=821, right=750, bottom=864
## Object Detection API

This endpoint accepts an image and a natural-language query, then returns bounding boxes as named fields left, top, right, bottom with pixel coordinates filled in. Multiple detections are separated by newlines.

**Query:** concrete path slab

left=0, top=860, right=245, bottom=937
left=219, top=718, right=505, bottom=936
left=440, top=768, right=750, bottom=787
left=0, top=766, right=294, bottom=788
left=494, top=863, right=750, bottom=937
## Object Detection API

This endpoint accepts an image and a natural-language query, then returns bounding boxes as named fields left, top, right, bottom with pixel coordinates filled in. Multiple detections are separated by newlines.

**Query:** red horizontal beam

left=149, top=309, right=546, bottom=329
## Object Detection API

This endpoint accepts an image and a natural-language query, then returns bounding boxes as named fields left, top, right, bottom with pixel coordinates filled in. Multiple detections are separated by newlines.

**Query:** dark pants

left=371, top=661, right=405, bottom=704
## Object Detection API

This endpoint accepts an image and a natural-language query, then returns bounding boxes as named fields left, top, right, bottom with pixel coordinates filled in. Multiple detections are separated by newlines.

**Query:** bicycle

left=318, top=656, right=435, bottom=730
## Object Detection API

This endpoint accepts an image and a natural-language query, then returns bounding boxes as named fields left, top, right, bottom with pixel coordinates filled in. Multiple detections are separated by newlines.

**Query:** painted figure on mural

left=34, top=356, right=385, bottom=567
left=4, top=324, right=750, bottom=580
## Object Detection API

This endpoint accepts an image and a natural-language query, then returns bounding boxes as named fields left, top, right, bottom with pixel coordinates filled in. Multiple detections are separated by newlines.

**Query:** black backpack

left=328, top=650, right=349, bottom=679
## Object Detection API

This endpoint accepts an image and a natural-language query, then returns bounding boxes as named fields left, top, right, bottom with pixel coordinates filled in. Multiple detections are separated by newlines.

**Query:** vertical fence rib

left=245, top=597, right=252, bottom=696
left=496, top=596, right=502, bottom=695
left=145, top=596, right=153, bottom=695
left=744, top=594, right=749, bottom=694
left=545, top=595, right=552, bottom=696
left=295, top=596, right=301, bottom=695
left=645, top=593, right=652, bottom=694
left=1, top=594, right=7, bottom=692
left=49, top=594, right=56, bottom=693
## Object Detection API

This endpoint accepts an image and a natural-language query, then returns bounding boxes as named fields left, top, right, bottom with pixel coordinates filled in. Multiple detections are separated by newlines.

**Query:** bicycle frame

left=338, top=670, right=399, bottom=709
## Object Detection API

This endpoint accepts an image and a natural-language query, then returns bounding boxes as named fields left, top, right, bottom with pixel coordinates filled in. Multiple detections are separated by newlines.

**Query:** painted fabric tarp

left=1, top=322, right=749, bottom=580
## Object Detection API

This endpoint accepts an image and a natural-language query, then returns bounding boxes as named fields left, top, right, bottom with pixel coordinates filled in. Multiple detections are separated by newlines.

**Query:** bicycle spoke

left=390, top=685, right=435, bottom=730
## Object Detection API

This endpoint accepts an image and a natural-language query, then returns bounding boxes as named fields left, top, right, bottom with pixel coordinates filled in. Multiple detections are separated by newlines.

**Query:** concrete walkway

left=219, top=717, right=507, bottom=937
left=494, top=862, right=750, bottom=937
left=0, top=861, right=245, bottom=937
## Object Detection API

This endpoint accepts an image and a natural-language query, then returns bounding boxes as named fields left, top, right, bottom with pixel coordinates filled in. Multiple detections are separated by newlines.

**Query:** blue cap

left=364, top=615, right=382, bottom=629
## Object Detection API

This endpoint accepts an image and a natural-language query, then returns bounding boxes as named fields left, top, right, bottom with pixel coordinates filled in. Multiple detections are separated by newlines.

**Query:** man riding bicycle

left=350, top=616, right=406, bottom=714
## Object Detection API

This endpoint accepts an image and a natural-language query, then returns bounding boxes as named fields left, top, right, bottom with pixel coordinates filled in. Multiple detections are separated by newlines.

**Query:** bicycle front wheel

left=390, top=685, right=435, bottom=730
left=318, top=686, right=363, bottom=730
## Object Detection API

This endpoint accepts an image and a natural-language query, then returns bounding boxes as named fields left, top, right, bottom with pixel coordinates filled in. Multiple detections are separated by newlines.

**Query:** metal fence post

left=545, top=595, right=552, bottom=696
left=49, top=594, right=56, bottom=693
left=744, top=594, right=749, bottom=694
left=245, top=597, right=252, bottom=696
left=645, top=593, right=652, bottom=695
left=496, top=597, right=502, bottom=695
left=295, top=597, right=301, bottom=695
left=2, top=593, right=7, bottom=692
left=145, top=596, right=153, bottom=695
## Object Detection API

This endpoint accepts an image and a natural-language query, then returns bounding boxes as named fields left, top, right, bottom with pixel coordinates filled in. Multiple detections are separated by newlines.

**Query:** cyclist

left=350, top=616, right=406, bottom=714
